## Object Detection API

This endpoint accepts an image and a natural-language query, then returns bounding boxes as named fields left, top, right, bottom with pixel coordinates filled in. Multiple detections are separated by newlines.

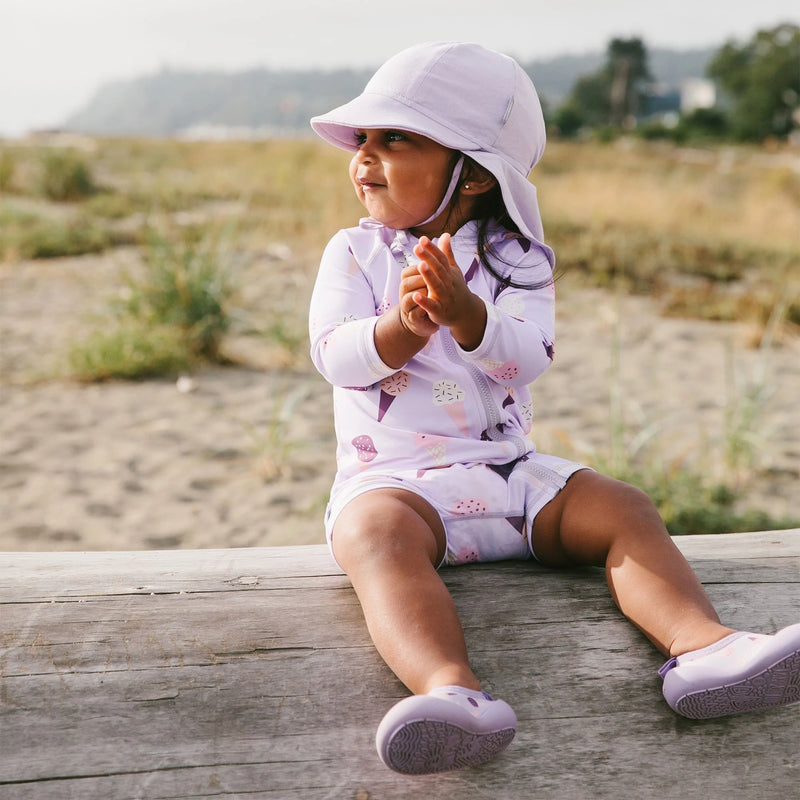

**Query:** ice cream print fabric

left=322, top=451, right=584, bottom=566
left=309, top=220, right=556, bottom=492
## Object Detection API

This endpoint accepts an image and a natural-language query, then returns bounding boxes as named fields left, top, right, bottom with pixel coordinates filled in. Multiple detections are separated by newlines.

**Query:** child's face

left=348, top=129, right=456, bottom=235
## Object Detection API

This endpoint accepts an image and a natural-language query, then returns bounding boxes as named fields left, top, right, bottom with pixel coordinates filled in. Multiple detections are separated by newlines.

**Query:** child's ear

left=460, top=165, right=497, bottom=196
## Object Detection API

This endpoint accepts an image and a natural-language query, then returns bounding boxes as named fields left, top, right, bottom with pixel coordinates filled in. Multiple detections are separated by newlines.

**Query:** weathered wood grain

left=1, top=531, right=799, bottom=799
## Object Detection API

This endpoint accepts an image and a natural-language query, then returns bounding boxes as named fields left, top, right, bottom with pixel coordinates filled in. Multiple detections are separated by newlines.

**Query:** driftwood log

left=1, top=530, right=799, bottom=799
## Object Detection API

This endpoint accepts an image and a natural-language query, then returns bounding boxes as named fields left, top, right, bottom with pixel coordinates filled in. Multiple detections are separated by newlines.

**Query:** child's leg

left=531, top=470, right=734, bottom=657
left=333, top=487, right=517, bottom=773
left=332, top=487, right=480, bottom=694
left=533, top=469, right=800, bottom=720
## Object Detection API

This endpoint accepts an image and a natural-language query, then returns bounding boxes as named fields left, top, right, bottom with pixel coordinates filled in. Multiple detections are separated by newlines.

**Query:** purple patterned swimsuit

left=309, top=218, right=586, bottom=565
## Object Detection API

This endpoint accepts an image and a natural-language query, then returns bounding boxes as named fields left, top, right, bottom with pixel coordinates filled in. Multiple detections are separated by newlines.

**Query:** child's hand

left=399, top=262, right=439, bottom=338
left=412, top=234, right=486, bottom=350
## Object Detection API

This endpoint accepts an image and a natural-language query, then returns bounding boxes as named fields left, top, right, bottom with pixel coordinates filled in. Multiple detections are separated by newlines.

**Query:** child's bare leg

left=532, top=471, right=735, bottom=657
left=332, top=487, right=480, bottom=694
left=335, top=488, right=518, bottom=774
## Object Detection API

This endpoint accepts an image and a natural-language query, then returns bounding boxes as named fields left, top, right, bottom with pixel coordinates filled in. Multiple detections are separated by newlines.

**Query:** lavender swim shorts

left=325, top=452, right=588, bottom=567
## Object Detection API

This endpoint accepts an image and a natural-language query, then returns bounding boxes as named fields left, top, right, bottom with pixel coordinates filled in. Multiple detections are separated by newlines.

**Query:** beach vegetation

left=0, top=149, right=15, bottom=191
left=39, top=148, right=97, bottom=201
left=68, top=322, right=193, bottom=381
left=615, top=465, right=798, bottom=535
left=559, top=298, right=800, bottom=535
left=69, top=225, right=239, bottom=380
left=0, top=203, right=116, bottom=259
left=122, top=227, right=237, bottom=360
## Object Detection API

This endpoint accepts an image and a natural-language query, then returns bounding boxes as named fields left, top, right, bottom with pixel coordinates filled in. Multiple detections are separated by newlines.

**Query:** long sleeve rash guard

left=309, top=218, right=556, bottom=491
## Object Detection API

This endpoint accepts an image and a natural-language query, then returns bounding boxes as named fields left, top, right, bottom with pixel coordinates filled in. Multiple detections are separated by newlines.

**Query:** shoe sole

left=383, top=719, right=516, bottom=774
left=675, top=648, right=800, bottom=719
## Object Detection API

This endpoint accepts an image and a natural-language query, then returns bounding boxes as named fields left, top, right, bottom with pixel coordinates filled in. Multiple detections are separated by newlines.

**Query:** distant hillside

left=64, top=67, right=375, bottom=137
left=63, top=48, right=714, bottom=137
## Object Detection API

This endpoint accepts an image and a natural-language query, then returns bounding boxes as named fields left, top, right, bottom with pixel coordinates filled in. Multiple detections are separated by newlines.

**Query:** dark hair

left=448, top=156, right=553, bottom=292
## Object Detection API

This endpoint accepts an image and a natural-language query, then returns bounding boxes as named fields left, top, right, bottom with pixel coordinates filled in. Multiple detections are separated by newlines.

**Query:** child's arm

left=310, top=230, right=435, bottom=388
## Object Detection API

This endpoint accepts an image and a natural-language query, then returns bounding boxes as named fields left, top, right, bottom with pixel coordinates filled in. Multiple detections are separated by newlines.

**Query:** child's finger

left=413, top=290, right=441, bottom=317
left=401, top=262, right=423, bottom=280
left=400, top=271, right=428, bottom=297
left=413, top=237, right=449, bottom=271
left=418, top=260, right=448, bottom=298
left=419, top=233, right=456, bottom=271
left=438, top=232, right=455, bottom=265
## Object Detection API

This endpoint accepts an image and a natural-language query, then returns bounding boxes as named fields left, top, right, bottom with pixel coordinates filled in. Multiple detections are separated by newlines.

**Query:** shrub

left=614, top=463, right=800, bottom=535
left=0, top=150, right=15, bottom=191
left=69, top=226, right=239, bottom=381
left=69, top=322, right=193, bottom=381
left=551, top=104, right=585, bottom=139
left=0, top=205, right=114, bottom=260
left=678, top=107, right=730, bottom=141
left=119, top=229, right=236, bottom=360
left=24, top=218, right=111, bottom=258
left=39, top=149, right=96, bottom=201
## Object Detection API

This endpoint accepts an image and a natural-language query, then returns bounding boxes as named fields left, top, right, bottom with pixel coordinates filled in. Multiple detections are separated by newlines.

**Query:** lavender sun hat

left=310, top=41, right=554, bottom=266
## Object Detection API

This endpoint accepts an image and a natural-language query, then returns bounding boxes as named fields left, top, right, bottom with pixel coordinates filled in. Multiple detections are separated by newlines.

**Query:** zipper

left=391, top=231, right=528, bottom=459
left=441, top=329, right=528, bottom=458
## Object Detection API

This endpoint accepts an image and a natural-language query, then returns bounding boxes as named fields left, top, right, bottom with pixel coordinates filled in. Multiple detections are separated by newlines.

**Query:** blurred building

left=641, top=77, right=717, bottom=126
left=680, top=78, right=717, bottom=114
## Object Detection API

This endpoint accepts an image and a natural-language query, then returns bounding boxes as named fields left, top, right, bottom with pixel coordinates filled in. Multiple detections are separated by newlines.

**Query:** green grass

left=0, top=203, right=120, bottom=260
left=0, top=150, right=15, bottom=191
left=592, top=457, right=800, bottom=535
left=122, top=228, right=237, bottom=359
left=39, top=149, right=96, bottom=201
left=69, top=225, right=239, bottom=380
left=69, top=322, right=194, bottom=382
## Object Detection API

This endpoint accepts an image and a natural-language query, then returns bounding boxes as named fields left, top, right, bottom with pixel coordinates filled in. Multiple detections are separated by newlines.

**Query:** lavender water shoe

left=376, top=686, right=517, bottom=774
left=659, top=623, right=800, bottom=719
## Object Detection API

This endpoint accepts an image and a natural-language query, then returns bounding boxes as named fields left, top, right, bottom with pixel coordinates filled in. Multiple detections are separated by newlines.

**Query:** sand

left=1, top=248, right=798, bottom=552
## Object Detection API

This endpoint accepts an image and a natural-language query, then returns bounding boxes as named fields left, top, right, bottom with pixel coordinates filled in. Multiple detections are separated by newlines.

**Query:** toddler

left=308, top=41, right=800, bottom=775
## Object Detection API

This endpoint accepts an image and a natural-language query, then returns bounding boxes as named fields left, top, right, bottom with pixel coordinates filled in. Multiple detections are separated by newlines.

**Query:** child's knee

left=535, top=471, right=668, bottom=565
left=331, top=490, right=444, bottom=570
left=612, top=479, right=667, bottom=533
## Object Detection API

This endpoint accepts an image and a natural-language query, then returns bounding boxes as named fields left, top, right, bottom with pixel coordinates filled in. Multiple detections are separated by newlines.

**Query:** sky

left=2, top=0, right=799, bottom=137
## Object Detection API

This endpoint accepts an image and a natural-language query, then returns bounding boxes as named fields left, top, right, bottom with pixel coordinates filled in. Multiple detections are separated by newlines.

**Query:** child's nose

left=354, top=143, right=375, bottom=164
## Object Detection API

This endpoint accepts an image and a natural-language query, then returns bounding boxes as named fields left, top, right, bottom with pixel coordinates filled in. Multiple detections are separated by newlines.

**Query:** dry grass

left=539, top=141, right=800, bottom=249
left=536, top=140, right=799, bottom=336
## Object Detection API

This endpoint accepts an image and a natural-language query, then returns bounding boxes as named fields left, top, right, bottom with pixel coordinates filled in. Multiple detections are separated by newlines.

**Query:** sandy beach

left=1, top=247, right=798, bottom=552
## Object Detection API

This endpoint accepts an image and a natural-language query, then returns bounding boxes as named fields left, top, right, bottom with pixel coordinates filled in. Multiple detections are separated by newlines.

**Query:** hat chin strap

left=414, top=155, right=464, bottom=229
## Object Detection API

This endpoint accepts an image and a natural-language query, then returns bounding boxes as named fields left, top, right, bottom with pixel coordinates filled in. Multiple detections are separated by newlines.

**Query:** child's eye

left=353, top=129, right=407, bottom=147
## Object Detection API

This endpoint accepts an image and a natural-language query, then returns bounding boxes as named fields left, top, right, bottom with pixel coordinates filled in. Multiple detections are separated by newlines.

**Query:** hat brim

left=311, top=91, right=481, bottom=153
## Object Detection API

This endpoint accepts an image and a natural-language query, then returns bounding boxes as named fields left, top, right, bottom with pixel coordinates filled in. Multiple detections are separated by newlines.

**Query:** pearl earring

left=463, top=183, right=471, bottom=190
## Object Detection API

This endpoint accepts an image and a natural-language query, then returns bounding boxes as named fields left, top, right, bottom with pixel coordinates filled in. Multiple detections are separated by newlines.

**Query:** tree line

left=550, top=23, right=800, bottom=143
